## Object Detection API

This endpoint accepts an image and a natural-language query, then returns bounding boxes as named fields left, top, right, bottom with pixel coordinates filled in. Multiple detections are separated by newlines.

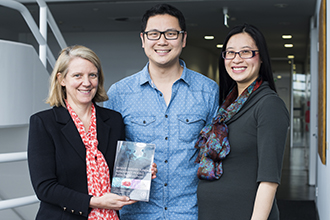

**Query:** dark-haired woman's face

left=224, top=32, right=262, bottom=95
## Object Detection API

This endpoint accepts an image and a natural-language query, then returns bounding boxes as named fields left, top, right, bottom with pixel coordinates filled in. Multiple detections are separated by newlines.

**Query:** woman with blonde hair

left=28, top=45, right=156, bottom=219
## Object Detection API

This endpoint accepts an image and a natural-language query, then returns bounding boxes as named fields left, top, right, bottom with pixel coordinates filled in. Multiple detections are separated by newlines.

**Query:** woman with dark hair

left=218, top=23, right=276, bottom=104
left=195, top=24, right=289, bottom=220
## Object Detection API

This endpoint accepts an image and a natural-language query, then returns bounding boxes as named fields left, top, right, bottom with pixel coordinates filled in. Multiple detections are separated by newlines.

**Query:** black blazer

left=28, top=105, right=125, bottom=220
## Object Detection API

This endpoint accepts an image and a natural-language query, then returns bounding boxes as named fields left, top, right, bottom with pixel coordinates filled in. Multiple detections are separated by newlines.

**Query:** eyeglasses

left=143, top=30, right=185, bottom=40
left=222, top=50, right=259, bottom=60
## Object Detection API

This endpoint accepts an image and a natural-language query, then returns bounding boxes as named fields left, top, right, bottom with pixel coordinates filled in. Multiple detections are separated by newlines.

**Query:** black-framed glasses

left=222, top=50, right=259, bottom=60
left=143, top=30, right=185, bottom=40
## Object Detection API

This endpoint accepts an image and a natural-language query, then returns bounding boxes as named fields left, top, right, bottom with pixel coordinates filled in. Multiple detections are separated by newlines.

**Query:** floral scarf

left=195, top=79, right=262, bottom=180
left=66, top=101, right=119, bottom=219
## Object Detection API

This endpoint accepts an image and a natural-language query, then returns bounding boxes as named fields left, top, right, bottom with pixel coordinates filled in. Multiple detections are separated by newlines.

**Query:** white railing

left=0, top=195, right=38, bottom=211
left=0, top=152, right=27, bottom=163
left=0, top=0, right=67, bottom=211
left=0, top=0, right=67, bottom=69
left=0, top=152, right=39, bottom=211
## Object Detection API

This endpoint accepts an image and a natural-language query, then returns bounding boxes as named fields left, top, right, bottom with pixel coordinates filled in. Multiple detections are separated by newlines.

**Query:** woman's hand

left=151, top=162, right=157, bottom=179
left=90, top=193, right=136, bottom=210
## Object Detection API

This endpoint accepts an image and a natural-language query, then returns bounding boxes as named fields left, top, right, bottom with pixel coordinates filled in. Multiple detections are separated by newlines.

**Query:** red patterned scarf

left=66, top=101, right=118, bottom=219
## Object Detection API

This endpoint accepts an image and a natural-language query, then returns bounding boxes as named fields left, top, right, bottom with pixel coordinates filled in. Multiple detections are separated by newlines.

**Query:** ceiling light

left=216, top=44, right=223, bottom=48
left=277, top=75, right=282, bottom=79
left=288, top=55, right=295, bottom=59
left=204, top=36, right=214, bottom=40
left=284, top=44, right=293, bottom=48
left=282, top=35, right=292, bottom=39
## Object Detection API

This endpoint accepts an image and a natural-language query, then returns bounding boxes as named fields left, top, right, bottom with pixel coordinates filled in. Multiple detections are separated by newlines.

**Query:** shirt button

left=71, top=210, right=74, bottom=213
left=165, top=207, right=168, bottom=210
left=79, top=211, right=83, bottom=215
left=165, top=160, right=168, bottom=163
left=186, top=119, right=189, bottom=122
left=143, top=120, right=146, bottom=124
left=165, top=137, right=168, bottom=140
left=164, top=183, right=168, bottom=186
left=160, top=93, right=163, bottom=97
left=165, top=114, right=168, bottom=118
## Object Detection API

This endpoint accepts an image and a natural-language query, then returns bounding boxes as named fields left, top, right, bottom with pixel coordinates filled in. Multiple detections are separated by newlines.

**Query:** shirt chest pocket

left=125, top=116, right=156, bottom=143
left=177, top=114, right=206, bottom=142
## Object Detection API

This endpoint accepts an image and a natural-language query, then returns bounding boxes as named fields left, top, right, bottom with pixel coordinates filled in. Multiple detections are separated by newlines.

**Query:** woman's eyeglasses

left=222, top=50, right=259, bottom=60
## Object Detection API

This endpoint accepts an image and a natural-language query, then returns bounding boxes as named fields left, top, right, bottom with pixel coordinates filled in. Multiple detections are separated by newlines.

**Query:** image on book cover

left=111, top=141, right=155, bottom=202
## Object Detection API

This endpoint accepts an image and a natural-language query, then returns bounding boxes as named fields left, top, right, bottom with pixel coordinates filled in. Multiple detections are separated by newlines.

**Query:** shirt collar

left=139, top=59, right=191, bottom=87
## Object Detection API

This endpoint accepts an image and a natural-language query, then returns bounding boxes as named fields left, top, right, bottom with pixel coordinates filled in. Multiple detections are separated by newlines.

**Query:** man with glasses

left=105, top=4, right=219, bottom=220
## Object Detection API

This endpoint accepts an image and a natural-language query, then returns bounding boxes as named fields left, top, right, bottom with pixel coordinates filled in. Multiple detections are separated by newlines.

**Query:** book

left=111, top=141, right=155, bottom=202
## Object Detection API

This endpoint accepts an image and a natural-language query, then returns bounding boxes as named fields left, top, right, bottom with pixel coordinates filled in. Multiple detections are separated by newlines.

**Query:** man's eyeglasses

left=222, top=50, right=259, bottom=60
left=143, top=30, right=185, bottom=40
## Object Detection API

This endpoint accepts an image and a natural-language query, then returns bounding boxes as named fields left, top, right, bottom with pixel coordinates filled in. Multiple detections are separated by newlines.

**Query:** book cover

left=111, top=141, right=155, bottom=202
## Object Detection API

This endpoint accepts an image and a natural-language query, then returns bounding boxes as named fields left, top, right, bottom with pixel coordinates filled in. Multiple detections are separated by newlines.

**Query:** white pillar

left=39, top=3, right=47, bottom=67
left=309, top=16, right=317, bottom=186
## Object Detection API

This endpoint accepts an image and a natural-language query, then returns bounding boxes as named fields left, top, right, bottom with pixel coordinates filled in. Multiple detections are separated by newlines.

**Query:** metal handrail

left=0, top=195, right=39, bottom=211
left=0, top=152, right=27, bottom=163
left=0, top=151, right=40, bottom=210
left=0, top=0, right=66, bottom=212
left=36, top=0, right=67, bottom=68
left=0, top=0, right=67, bottom=68
left=36, top=0, right=67, bottom=49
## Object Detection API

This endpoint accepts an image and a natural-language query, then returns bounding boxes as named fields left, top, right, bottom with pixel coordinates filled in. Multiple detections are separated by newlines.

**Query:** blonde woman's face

left=58, top=57, right=98, bottom=107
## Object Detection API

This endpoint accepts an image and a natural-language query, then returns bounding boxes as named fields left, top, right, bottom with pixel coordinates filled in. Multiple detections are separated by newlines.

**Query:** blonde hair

left=46, top=45, right=108, bottom=107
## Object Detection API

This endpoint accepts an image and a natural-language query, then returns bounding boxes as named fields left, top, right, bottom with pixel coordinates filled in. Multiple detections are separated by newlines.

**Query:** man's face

left=140, top=14, right=186, bottom=68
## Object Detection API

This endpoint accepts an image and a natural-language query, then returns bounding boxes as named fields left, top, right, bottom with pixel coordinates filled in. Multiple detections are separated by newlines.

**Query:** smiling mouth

left=155, top=49, right=171, bottom=53
left=232, top=67, right=246, bottom=71
left=78, top=89, right=91, bottom=94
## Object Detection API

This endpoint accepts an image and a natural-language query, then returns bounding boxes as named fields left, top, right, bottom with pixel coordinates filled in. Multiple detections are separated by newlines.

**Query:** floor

left=276, top=146, right=315, bottom=200
left=276, top=118, right=315, bottom=201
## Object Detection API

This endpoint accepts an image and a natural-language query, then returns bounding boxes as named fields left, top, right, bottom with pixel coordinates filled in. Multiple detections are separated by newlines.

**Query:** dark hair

left=141, top=4, right=186, bottom=32
left=219, top=23, right=276, bottom=105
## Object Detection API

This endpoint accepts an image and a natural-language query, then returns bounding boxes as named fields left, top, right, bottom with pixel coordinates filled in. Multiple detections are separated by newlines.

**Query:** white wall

left=181, top=44, right=219, bottom=83
left=315, top=0, right=330, bottom=219
left=271, top=60, right=292, bottom=111
left=309, top=19, right=318, bottom=186
left=0, top=40, right=49, bottom=127
left=0, top=40, right=49, bottom=220
left=62, top=31, right=149, bottom=91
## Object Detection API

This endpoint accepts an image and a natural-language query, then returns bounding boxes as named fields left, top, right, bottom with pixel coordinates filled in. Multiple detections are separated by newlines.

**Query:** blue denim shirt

left=104, top=60, right=219, bottom=220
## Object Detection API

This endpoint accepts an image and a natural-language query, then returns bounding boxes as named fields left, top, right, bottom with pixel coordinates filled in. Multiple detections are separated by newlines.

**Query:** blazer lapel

left=53, top=106, right=86, bottom=161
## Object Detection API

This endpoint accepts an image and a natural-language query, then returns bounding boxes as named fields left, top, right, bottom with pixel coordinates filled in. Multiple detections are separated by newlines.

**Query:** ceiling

left=1, top=0, right=317, bottom=64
